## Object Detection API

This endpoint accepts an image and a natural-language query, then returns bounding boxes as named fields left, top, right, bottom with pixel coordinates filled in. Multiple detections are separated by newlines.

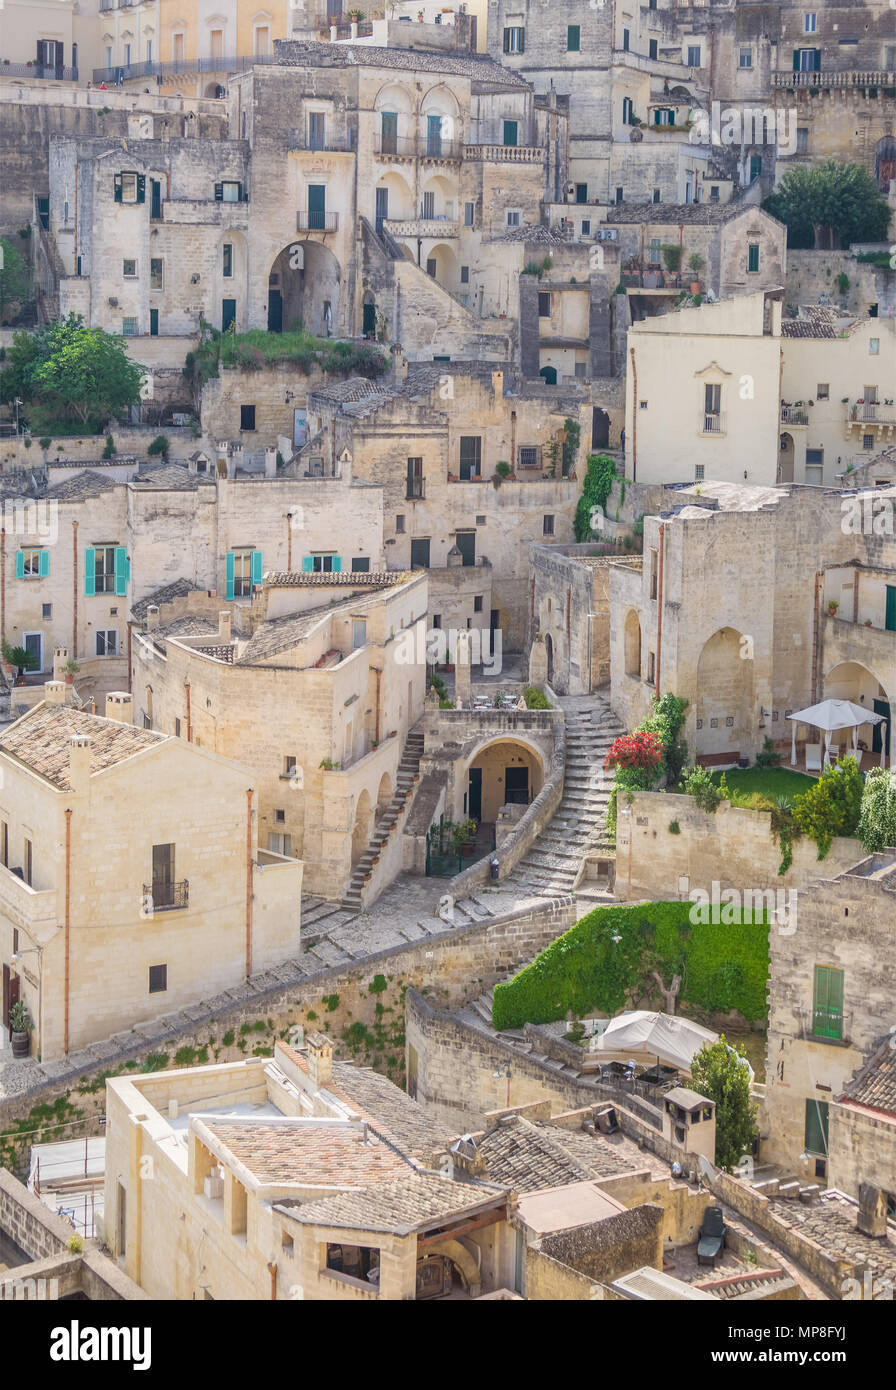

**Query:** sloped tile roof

left=130, top=463, right=213, bottom=490
left=279, top=1172, right=507, bottom=1233
left=475, top=1116, right=590, bottom=1193
left=605, top=200, right=755, bottom=226
left=330, top=1062, right=452, bottom=1163
left=130, top=578, right=202, bottom=620
left=202, top=1119, right=415, bottom=1188
left=45, top=470, right=119, bottom=501
left=840, top=1037, right=896, bottom=1116
left=274, top=39, right=529, bottom=87
left=0, top=704, right=165, bottom=790
left=781, top=320, right=837, bottom=339
left=263, top=571, right=410, bottom=588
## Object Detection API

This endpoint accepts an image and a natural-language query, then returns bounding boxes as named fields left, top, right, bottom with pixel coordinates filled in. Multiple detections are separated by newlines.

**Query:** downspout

left=72, top=520, right=78, bottom=657
left=268, top=1262, right=277, bottom=1300
left=628, top=346, right=637, bottom=481
left=655, top=522, right=665, bottom=697
left=245, top=788, right=254, bottom=978
left=374, top=666, right=382, bottom=744
left=286, top=515, right=292, bottom=573
left=184, top=681, right=192, bottom=742
left=64, top=807, right=72, bottom=1054
left=811, top=571, right=822, bottom=703
left=510, top=410, right=516, bottom=471
left=127, top=622, right=132, bottom=694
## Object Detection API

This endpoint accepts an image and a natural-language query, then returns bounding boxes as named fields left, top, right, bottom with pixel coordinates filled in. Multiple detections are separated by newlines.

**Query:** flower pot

left=11, top=1029, right=30, bottom=1059
left=689, top=281, right=701, bottom=295
left=65, top=673, right=74, bottom=685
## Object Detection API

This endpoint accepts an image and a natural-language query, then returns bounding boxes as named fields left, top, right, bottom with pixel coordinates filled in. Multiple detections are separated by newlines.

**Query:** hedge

left=491, top=901, right=770, bottom=1031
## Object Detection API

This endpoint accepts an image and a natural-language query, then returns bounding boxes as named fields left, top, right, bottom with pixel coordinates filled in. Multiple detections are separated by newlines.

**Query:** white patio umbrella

left=787, top=699, right=886, bottom=769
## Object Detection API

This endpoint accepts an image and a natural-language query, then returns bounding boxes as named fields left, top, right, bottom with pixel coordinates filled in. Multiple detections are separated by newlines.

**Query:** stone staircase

left=498, top=695, right=625, bottom=900
left=341, top=726, right=425, bottom=912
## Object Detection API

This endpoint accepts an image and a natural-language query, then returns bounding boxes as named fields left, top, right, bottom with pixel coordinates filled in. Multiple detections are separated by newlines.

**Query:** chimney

left=44, top=681, right=66, bottom=706
left=306, top=1031, right=333, bottom=1090
left=857, top=1182, right=888, bottom=1238
left=53, top=647, right=69, bottom=681
left=146, top=604, right=160, bottom=631
left=68, top=734, right=92, bottom=796
left=105, top=692, right=133, bottom=724
left=491, top=369, right=504, bottom=399
left=264, top=447, right=277, bottom=479
left=218, top=611, right=232, bottom=645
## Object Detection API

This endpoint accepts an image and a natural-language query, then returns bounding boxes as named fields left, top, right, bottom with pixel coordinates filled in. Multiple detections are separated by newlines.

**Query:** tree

left=763, top=161, right=891, bottom=250
left=30, top=315, right=144, bottom=426
left=857, top=768, right=896, bottom=854
left=0, top=236, right=32, bottom=324
left=689, top=1036, right=758, bottom=1172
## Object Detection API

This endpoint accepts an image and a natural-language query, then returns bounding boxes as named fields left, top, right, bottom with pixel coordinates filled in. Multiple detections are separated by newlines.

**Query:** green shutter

left=114, top=174, right=123, bottom=203
left=885, top=586, right=896, bottom=633
left=301, top=556, right=314, bottom=573
left=39, top=549, right=49, bottom=578
left=226, top=551, right=235, bottom=600
left=214, top=183, right=223, bottom=202
left=250, top=550, right=263, bottom=587
left=813, top=965, right=843, bottom=1038
left=84, top=547, right=96, bottom=597
left=15, top=551, right=25, bottom=579
left=331, top=555, right=342, bottom=573
left=114, top=546, right=128, bottom=596
left=804, top=1099, right=829, bottom=1155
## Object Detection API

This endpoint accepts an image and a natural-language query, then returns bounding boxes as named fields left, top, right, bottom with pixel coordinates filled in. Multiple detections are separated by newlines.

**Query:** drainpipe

left=1, top=527, right=6, bottom=648
left=245, top=788, right=254, bottom=978
left=64, top=807, right=72, bottom=1054
left=267, top=1262, right=277, bottom=1300
left=286, top=515, right=292, bottom=573
left=811, top=571, right=822, bottom=703
left=374, top=667, right=382, bottom=744
left=628, top=346, right=637, bottom=481
left=655, top=522, right=665, bottom=697
left=127, top=622, right=132, bottom=694
left=184, top=681, right=192, bottom=742
left=510, top=410, right=516, bottom=472
left=72, top=520, right=78, bottom=657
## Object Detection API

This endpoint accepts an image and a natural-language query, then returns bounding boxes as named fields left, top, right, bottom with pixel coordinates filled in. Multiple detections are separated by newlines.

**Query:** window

left=228, top=549, right=261, bottom=598
left=885, top=45, right=896, bottom=70
left=538, top=291, right=551, bottom=318
left=351, top=557, right=370, bottom=573
left=42, top=603, right=52, bottom=620
left=455, top=532, right=475, bottom=567
left=865, top=385, right=879, bottom=403
left=303, top=554, right=340, bottom=574
left=646, top=651, right=655, bottom=684
left=432, top=614, right=441, bottom=629
left=622, top=28, right=630, bottom=52
left=695, top=463, right=705, bottom=482
left=647, top=237, right=662, bottom=267
left=351, top=619, right=367, bottom=650
left=506, top=210, right=521, bottom=228
left=653, top=107, right=674, bottom=127
left=223, top=244, right=233, bottom=278
left=804, top=13, right=817, bottom=34
left=567, top=25, right=580, bottom=52
left=652, top=188, right=661, bottom=204
left=649, top=39, right=658, bottom=61
left=274, top=809, right=286, bottom=824
left=96, top=629, right=118, bottom=657
left=812, top=965, right=843, bottom=1038
left=816, top=383, right=829, bottom=400
left=543, top=515, right=554, bottom=536
left=87, top=545, right=127, bottom=596
left=215, top=181, right=243, bottom=204
left=395, top=515, right=405, bottom=534
left=581, top=219, right=591, bottom=236
left=410, top=538, right=430, bottom=569
left=870, top=338, right=880, bottom=356
left=114, top=172, right=145, bottom=205
left=794, top=48, right=821, bottom=73
left=474, top=595, right=483, bottom=612
left=622, top=97, right=634, bottom=126
left=503, top=120, right=518, bottom=148
left=23, top=838, right=32, bottom=886
left=649, top=548, right=658, bottom=600
left=123, top=258, right=137, bottom=279
left=748, top=243, right=760, bottom=273
left=805, top=1099, right=829, bottom=1156
left=426, top=257, right=437, bottom=278
left=687, top=46, right=701, bottom=67
left=173, top=32, right=184, bottom=62
left=503, top=26, right=524, bottom=54
left=460, top=265, right=470, bottom=285
left=284, top=756, right=296, bottom=778
left=459, top=436, right=482, bottom=480
left=422, top=191, right=435, bottom=220
left=749, top=154, right=762, bottom=182
left=739, top=46, right=752, bottom=68
left=705, top=383, right=721, bottom=421
left=464, top=201, right=474, bottom=227
left=150, top=258, right=163, bottom=289
left=575, top=184, right=588, bottom=204
left=149, top=964, right=167, bottom=994
left=406, top=457, right=424, bottom=500
left=175, top=718, right=181, bottom=738
left=122, top=318, right=137, bottom=337
left=639, top=400, right=648, bottom=411
left=254, top=25, right=270, bottom=56
left=615, top=187, right=624, bottom=205
left=796, top=127, right=809, bottom=154
left=16, top=548, right=48, bottom=579
left=240, top=404, right=256, bottom=431
left=268, top=831, right=293, bottom=857
left=709, top=185, right=719, bottom=201
left=864, top=434, right=875, bottom=451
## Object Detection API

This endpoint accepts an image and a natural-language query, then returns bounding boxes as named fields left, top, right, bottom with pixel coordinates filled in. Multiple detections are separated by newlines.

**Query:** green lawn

left=709, top=766, right=815, bottom=810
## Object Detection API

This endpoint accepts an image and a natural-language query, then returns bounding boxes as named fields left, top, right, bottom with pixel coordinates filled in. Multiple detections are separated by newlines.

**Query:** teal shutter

left=114, top=174, right=123, bottom=202
left=331, top=555, right=342, bottom=572
left=250, top=550, right=263, bottom=587
left=885, top=585, right=896, bottom=633
left=301, top=556, right=314, bottom=573
left=225, top=551, right=235, bottom=600
left=84, top=547, right=96, bottom=597
left=15, top=551, right=25, bottom=579
left=114, top=546, right=128, bottom=596
left=38, top=549, right=49, bottom=578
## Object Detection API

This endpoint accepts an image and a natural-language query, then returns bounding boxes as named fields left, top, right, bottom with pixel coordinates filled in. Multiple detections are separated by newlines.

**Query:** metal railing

left=91, top=53, right=277, bottom=84
left=812, top=1006, right=843, bottom=1040
left=288, top=133, right=357, bottom=153
left=848, top=403, right=896, bottom=424
left=700, top=412, right=726, bottom=435
left=373, top=133, right=462, bottom=160
left=144, top=879, right=189, bottom=912
left=296, top=210, right=339, bottom=231
left=1, top=63, right=78, bottom=82
left=781, top=406, right=809, bottom=426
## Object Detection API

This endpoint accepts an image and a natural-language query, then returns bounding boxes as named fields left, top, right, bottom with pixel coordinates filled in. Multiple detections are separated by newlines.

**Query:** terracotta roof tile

left=0, top=704, right=165, bottom=790
left=278, top=1172, right=508, bottom=1234
left=203, top=1119, right=415, bottom=1187
left=840, top=1037, right=896, bottom=1116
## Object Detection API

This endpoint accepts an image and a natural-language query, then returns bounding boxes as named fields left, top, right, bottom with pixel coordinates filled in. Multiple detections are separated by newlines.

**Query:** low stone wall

left=0, top=425, right=199, bottom=469
left=617, top=791, right=862, bottom=902
left=540, top=1204, right=664, bottom=1285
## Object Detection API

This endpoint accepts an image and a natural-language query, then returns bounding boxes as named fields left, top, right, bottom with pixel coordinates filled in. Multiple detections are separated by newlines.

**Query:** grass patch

left=708, top=766, right=815, bottom=810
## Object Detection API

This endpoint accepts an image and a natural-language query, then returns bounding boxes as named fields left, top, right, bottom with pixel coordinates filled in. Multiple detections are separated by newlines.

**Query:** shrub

left=668, top=820, right=681, bottom=835
left=857, top=768, right=896, bottom=853
left=683, top=764, right=724, bottom=814
left=574, top=452, right=618, bottom=542
left=792, top=754, right=863, bottom=858
left=754, top=736, right=781, bottom=769
left=604, top=730, right=665, bottom=786
left=102, top=433, right=116, bottom=459
left=640, top=693, right=689, bottom=785
left=146, top=434, right=171, bottom=460
left=523, top=685, right=550, bottom=709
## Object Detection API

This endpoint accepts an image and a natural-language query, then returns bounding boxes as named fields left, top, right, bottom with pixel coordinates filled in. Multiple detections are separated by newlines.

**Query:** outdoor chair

left=697, top=1206, right=726, bottom=1267
left=804, top=742, right=822, bottom=773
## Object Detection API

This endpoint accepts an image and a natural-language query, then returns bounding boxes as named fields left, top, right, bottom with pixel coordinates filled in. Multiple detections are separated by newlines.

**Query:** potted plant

left=62, top=658, right=80, bottom=685
left=2, top=641, right=39, bottom=685
left=662, top=244, right=682, bottom=279
left=688, top=252, right=704, bottom=294
left=828, top=600, right=839, bottom=616
left=9, top=1000, right=32, bottom=1059
left=453, top=818, right=478, bottom=856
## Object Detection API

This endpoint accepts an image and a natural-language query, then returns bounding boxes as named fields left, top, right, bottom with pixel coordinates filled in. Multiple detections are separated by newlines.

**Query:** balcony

left=781, top=406, right=809, bottom=426
left=811, top=1007, right=844, bottom=1042
left=772, top=68, right=896, bottom=90
left=846, top=402, right=896, bottom=432
left=372, top=134, right=462, bottom=161
left=699, top=412, right=727, bottom=436
left=0, top=862, right=57, bottom=931
left=384, top=218, right=458, bottom=240
left=296, top=211, right=339, bottom=232
left=288, top=133, right=357, bottom=154
left=91, top=54, right=277, bottom=84
left=144, top=880, right=189, bottom=912
left=462, top=145, right=544, bottom=164
left=406, top=478, right=425, bottom=501
left=1, top=63, right=79, bottom=82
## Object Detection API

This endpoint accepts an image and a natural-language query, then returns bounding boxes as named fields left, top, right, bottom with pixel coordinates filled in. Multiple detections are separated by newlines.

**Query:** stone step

left=307, top=940, right=354, bottom=968
left=397, top=922, right=427, bottom=942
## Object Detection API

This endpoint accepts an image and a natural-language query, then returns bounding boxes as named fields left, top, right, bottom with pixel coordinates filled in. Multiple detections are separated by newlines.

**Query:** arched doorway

left=351, top=789, right=373, bottom=866
left=624, top=610, right=641, bottom=678
left=592, top=407, right=610, bottom=449
left=204, top=82, right=226, bottom=98
left=695, top=627, right=754, bottom=762
left=465, top=738, right=545, bottom=825
left=544, top=634, right=554, bottom=684
left=778, top=431, right=794, bottom=484
left=362, top=290, right=377, bottom=340
left=375, top=772, right=393, bottom=820
left=267, top=241, right=341, bottom=336
left=425, top=241, right=458, bottom=291
left=824, top=660, right=893, bottom=766
left=540, top=365, right=558, bottom=386
left=875, top=136, right=896, bottom=194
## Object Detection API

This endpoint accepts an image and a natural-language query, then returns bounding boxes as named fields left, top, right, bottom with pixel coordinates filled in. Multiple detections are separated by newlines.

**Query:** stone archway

left=874, top=136, right=896, bottom=194
left=418, top=1238, right=481, bottom=1298
left=778, top=431, right=794, bottom=484
left=695, top=627, right=754, bottom=762
left=375, top=772, right=393, bottom=820
left=824, top=660, right=893, bottom=765
left=351, top=788, right=373, bottom=866
left=464, top=736, right=546, bottom=824
left=267, top=240, right=341, bottom=336
left=624, top=609, right=641, bottom=678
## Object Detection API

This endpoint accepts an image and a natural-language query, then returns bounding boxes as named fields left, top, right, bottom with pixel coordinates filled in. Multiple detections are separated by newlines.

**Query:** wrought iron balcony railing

left=144, top=879, right=189, bottom=912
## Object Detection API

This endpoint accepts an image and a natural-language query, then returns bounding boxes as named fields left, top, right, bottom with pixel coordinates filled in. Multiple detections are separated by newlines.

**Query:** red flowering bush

left=605, top=730, right=665, bottom=774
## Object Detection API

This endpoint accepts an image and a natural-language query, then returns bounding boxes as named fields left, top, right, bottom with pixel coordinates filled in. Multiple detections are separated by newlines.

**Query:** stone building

left=528, top=545, right=642, bottom=697
left=130, top=570, right=428, bottom=902
left=764, top=852, right=896, bottom=1187
left=609, top=480, right=896, bottom=768
left=0, top=689, right=301, bottom=1060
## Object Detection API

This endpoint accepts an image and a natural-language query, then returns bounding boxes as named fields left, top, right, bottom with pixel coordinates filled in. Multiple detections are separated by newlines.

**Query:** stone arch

left=624, top=609, right=641, bottom=678
left=778, top=430, right=794, bottom=484
left=267, top=240, right=341, bottom=336
left=204, top=82, right=226, bottom=97
left=420, top=172, right=457, bottom=220
left=695, top=626, right=754, bottom=762
left=351, top=788, right=373, bottom=866
left=374, top=170, right=414, bottom=225
left=420, top=1238, right=481, bottom=1296
left=874, top=135, right=896, bottom=194
left=824, top=659, right=893, bottom=764
left=425, top=241, right=457, bottom=291
left=540, top=365, right=558, bottom=385
left=464, top=735, right=546, bottom=823
left=420, top=83, right=461, bottom=145
left=375, top=771, right=393, bottom=819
